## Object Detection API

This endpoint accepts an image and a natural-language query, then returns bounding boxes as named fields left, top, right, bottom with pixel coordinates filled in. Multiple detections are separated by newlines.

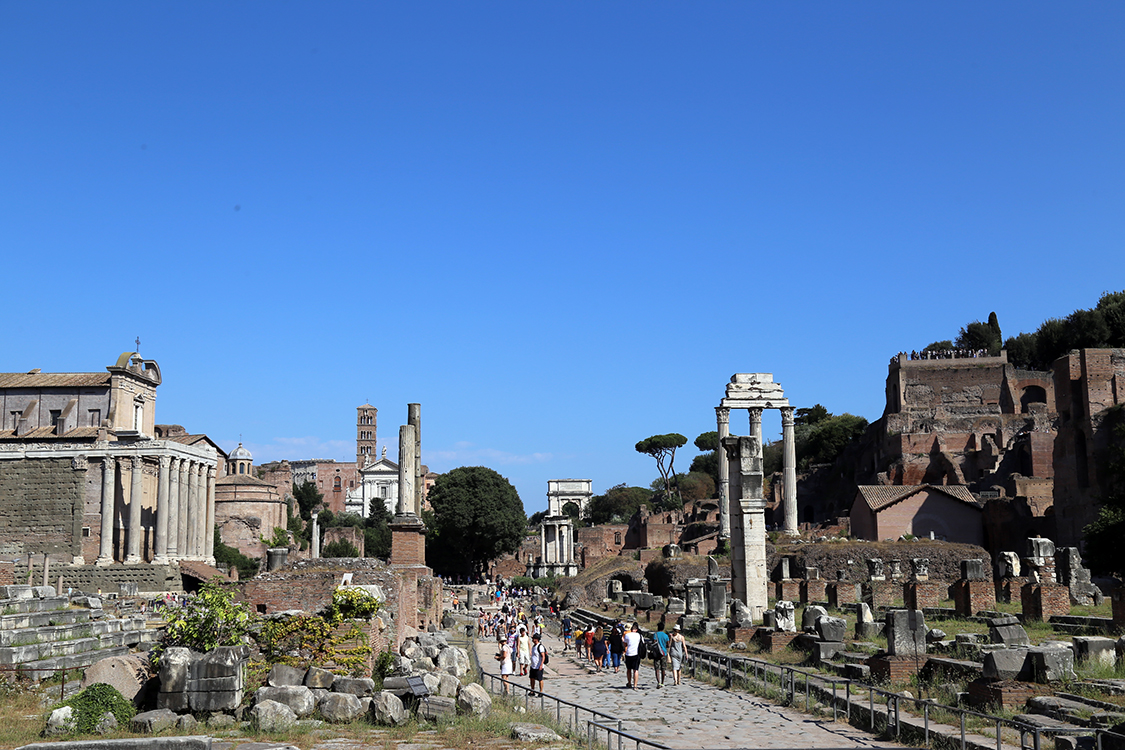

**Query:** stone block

left=333, top=676, right=375, bottom=696
left=305, top=666, right=335, bottom=688
left=988, top=615, right=1030, bottom=646
left=319, top=692, right=364, bottom=723
left=983, top=648, right=1030, bottom=680
left=774, top=601, right=796, bottom=632
left=268, top=663, right=307, bottom=687
left=1027, top=645, right=1075, bottom=683
left=706, top=582, right=728, bottom=618
left=885, top=610, right=927, bottom=657
left=83, top=654, right=148, bottom=703
left=814, top=641, right=845, bottom=664
left=32, top=586, right=57, bottom=598
left=456, top=682, right=491, bottom=718
left=156, top=647, right=195, bottom=694
left=417, top=695, right=456, bottom=721
left=436, top=673, right=460, bottom=698
left=511, top=723, right=562, bottom=742
left=631, top=592, right=654, bottom=609
left=730, top=599, right=753, bottom=627
left=801, top=605, right=827, bottom=632
left=129, top=708, right=178, bottom=734
left=844, top=663, right=870, bottom=680
left=1073, top=636, right=1117, bottom=667
left=256, top=685, right=316, bottom=717
left=1022, top=582, right=1071, bottom=622
left=666, top=596, right=686, bottom=614
left=816, top=616, right=847, bottom=643
left=960, top=559, right=986, bottom=580
left=371, top=690, right=408, bottom=725
left=190, top=689, right=241, bottom=712
left=251, top=699, right=298, bottom=732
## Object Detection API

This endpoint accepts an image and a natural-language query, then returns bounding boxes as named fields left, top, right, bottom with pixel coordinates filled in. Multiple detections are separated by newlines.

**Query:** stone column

left=188, top=462, right=201, bottom=557
left=397, top=424, right=416, bottom=516
left=205, top=466, right=216, bottom=564
left=724, top=435, right=768, bottom=621
left=194, top=462, right=206, bottom=558
left=408, top=403, right=422, bottom=515
left=311, top=512, right=320, bottom=559
left=716, top=406, right=731, bottom=540
left=781, top=406, right=798, bottom=535
left=154, top=455, right=171, bottom=563
left=540, top=523, right=547, bottom=562
left=96, top=457, right=116, bottom=565
left=125, top=457, right=144, bottom=562
left=167, top=457, right=180, bottom=557
left=177, top=460, right=189, bottom=556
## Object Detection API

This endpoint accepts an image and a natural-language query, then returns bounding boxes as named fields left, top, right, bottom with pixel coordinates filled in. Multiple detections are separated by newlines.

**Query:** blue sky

left=3, top=3, right=1123, bottom=512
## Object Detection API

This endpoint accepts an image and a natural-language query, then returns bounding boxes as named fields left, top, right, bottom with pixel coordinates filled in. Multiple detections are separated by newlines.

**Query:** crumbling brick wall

left=0, top=458, right=83, bottom=559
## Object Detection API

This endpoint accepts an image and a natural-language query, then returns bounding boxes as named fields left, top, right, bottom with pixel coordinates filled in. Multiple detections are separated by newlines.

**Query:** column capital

left=207, top=466, right=217, bottom=480
left=159, top=454, right=171, bottom=469
left=780, top=406, right=794, bottom=424
left=131, top=455, right=144, bottom=469
left=748, top=407, right=763, bottom=420
left=715, top=406, right=730, bottom=423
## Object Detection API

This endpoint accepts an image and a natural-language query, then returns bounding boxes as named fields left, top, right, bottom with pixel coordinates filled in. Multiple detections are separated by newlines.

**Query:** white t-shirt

left=623, top=631, right=642, bottom=657
left=530, top=643, right=546, bottom=670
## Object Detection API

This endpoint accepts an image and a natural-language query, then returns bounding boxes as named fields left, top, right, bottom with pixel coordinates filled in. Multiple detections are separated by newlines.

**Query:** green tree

left=158, top=578, right=253, bottom=659
left=1004, top=332, right=1039, bottom=369
left=1065, top=308, right=1110, bottom=350
left=322, top=539, right=360, bottom=558
left=585, top=484, right=652, bottom=524
left=689, top=431, right=720, bottom=486
left=1096, top=290, right=1125, bottom=347
left=635, top=433, right=687, bottom=501
left=561, top=501, right=582, bottom=522
left=528, top=510, right=547, bottom=527
left=292, top=481, right=324, bottom=521
left=693, top=431, right=718, bottom=452
left=213, top=528, right=259, bottom=579
left=677, top=471, right=716, bottom=502
left=1034, top=318, right=1069, bottom=369
left=426, top=466, right=526, bottom=576
left=364, top=497, right=392, bottom=560
left=957, top=317, right=1002, bottom=355
left=923, top=340, right=953, bottom=352
left=795, top=404, right=829, bottom=426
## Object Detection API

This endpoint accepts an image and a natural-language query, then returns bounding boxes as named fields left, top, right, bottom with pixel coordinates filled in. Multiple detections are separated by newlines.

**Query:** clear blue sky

left=4, top=3, right=1123, bottom=512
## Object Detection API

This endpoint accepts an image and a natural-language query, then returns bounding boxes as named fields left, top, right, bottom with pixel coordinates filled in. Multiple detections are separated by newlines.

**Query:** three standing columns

left=715, top=401, right=800, bottom=538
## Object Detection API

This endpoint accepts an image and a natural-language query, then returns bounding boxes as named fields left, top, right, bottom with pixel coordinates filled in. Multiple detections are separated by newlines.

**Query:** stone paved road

left=476, top=629, right=905, bottom=750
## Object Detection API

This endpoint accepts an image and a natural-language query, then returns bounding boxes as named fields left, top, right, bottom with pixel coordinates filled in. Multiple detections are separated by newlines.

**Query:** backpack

left=637, top=635, right=648, bottom=660
left=541, top=644, right=549, bottom=665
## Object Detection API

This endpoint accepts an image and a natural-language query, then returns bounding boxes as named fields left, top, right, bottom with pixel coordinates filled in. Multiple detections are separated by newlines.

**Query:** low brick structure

left=904, top=581, right=942, bottom=610
left=1021, top=582, right=1070, bottom=622
left=774, top=580, right=799, bottom=601
left=827, top=582, right=856, bottom=609
left=759, top=630, right=799, bottom=653
left=867, top=654, right=926, bottom=683
left=996, top=577, right=1028, bottom=604
left=967, top=679, right=1044, bottom=711
left=800, top=580, right=827, bottom=604
left=862, top=582, right=894, bottom=608
left=1114, top=583, right=1125, bottom=628
left=727, top=626, right=758, bottom=643
left=952, top=580, right=995, bottom=616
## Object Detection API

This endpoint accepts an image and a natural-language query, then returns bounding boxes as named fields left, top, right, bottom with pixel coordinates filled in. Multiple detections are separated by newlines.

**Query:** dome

left=230, top=442, right=253, bottom=461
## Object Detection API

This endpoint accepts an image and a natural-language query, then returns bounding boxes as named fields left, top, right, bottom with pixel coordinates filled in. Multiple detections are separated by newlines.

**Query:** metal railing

left=563, top=607, right=1123, bottom=750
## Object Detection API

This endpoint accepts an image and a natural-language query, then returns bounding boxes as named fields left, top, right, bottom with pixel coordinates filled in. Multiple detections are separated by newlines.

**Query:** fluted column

left=193, top=462, right=205, bottom=557
left=167, top=457, right=180, bottom=557
left=96, top=457, right=116, bottom=564
left=716, top=406, right=730, bottom=540
left=125, top=456, right=144, bottom=563
left=177, top=460, right=189, bottom=556
left=205, top=466, right=216, bottom=564
left=781, top=407, right=798, bottom=535
left=187, top=462, right=200, bottom=557
left=154, top=455, right=171, bottom=562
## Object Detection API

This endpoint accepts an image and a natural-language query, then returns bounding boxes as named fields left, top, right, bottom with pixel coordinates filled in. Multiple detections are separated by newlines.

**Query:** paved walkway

left=475, top=627, right=905, bottom=750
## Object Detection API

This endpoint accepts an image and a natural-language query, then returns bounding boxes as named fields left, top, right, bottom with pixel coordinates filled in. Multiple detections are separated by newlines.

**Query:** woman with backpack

left=529, top=632, right=548, bottom=696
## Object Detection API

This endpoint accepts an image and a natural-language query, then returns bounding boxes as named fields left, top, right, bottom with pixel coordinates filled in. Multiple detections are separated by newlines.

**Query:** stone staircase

left=0, top=585, right=162, bottom=681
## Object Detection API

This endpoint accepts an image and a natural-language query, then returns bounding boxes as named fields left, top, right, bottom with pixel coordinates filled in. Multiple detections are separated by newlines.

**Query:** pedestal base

left=800, top=580, right=827, bottom=603
left=904, top=581, right=942, bottom=610
left=390, top=514, right=427, bottom=568
left=868, top=654, right=926, bottom=683
left=953, top=580, right=995, bottom=617
left=1021, top=582, right=1070, bottom=622
left=827, top=581, right=856, bottom=609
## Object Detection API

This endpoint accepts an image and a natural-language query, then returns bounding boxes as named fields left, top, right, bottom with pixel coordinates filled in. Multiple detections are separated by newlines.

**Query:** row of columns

left=717, top=404, right=798, bottom=538
left=540, top=520, right=573, bottom=565
left=96, top=454, right=215, bottom=566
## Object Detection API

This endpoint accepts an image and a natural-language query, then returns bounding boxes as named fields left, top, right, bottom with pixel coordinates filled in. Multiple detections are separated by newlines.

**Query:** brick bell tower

left=356, top=404, right=377, bottom=468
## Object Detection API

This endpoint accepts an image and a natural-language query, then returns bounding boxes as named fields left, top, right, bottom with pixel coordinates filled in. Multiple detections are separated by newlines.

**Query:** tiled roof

left=215, top=473, right=275, bottom=487
left=856, top=484, right=981, bottom=512
left=0, top=372, right=110, bottom=388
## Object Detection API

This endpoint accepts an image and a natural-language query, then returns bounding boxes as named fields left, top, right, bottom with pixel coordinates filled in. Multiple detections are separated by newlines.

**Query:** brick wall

left=1113, top=582, right=1125, bottom=627
left=1021, top=583, right=1070, bottom=622
left=0, top=458, right=83, bottom=559
left=904, top=581, right=942, bottom=610
left=0, top=562, right=12, bottom=586
left=953, top=580, right=995, bottom=616
left=577, top=525, right=628, bottom=560
left=827, top=581, right=857, bottom=609
left=800, top=580, right=827, bottom=603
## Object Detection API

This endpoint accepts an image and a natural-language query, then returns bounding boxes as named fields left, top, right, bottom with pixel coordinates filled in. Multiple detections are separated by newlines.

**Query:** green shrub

left=58, top=683, right=136, bottom=733
left=322, top=539, right=360, bottom=558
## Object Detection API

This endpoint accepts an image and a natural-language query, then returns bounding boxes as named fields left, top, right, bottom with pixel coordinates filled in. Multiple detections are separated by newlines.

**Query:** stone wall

left=40, top=562, right=182, bottom=593
left=0, top=458, right=83, bottom=559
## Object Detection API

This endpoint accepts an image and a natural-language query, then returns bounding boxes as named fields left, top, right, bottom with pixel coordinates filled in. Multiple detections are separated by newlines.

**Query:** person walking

left=669, top=623, right=686, bottom=685
left=609, top=623, right=624, bottom=673
left=498, top=633, right=514, bottom=695
left=517, top=625, right=532, bottom=676
left=529, top=632, right=547, bottom=696
left=561, top=614, right=573, bottom=652
left=651, top=621, right=670, bottom=688
left=591, top=630, right=608, bottom=673
left=574, top=625, right=586, bottom=660
left=623, top=623, right=643, bottom=689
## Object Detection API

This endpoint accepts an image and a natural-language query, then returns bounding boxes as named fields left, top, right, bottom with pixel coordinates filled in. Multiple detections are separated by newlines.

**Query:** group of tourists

left=893, top=348, right=992, bottom=364
left=561, top=614, right=687, bottom=689
left=491, top=604, right=550, bottom=696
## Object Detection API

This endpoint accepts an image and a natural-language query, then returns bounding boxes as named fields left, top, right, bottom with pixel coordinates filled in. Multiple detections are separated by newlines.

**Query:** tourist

left=574, top=625, right=586, bottom=659
left=591, top=630, right=608, bottom=673
left=517, top=625, right=532, bottom=676
left=529, top=632, right=547, bottom=696
left=561, top=613, right=573, bottom=652
left=584, top=626, right=595, bottom=661
left=668, top=623, right=686, bottom=686
left=609, top=623, right=624, bottom=673
left=651, top=621, right=669, bottom=688
left=623, top=623, right=643, bottom=689
left=498, top=634, right=514, bottom=695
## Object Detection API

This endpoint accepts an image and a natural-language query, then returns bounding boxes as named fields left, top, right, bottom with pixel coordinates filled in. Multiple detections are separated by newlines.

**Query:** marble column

left=177, top=460, right=189, bottom=556
left=311, top=512, right=320, bottom=559
left=193, top=462, right=206, bottom=557
left=205, top=466, right=216, bottom=563
left=154, top=455, right=171, bottom=563
left=397, top=424, right=416, bottom=515
left=125, top=456, right=144, bottom=563
left=716, top=406, right=730, bottom=540
left=167, top=457, right=180, bottom=557
left=408, top=403, right=422, bottom=515
left=540, top=523, right=547, bottom=562
left=188, top=462, right=201, bottom=557
left=96, top=457, right=116, bottom=565
left=781, top=407, right=798, bottom=535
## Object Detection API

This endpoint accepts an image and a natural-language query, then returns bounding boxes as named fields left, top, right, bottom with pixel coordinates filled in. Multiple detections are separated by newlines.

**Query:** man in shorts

left=561, top=613, right=573, bottom=652
left=623, top=623, right=643, bottom=689
left=529, top=632, right=547, bottom=696
left=651, top=621, right=670, bottom=688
